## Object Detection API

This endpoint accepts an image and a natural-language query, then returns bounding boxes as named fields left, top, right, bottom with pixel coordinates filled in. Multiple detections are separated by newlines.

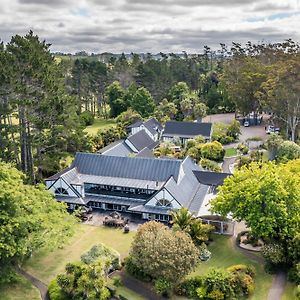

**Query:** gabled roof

left=136, top=147, right=155, bottom=158
left=143, top=118, right=163, bottom=133
left=126, top=130, right=158, bottom=152
left=193, top=171, right=232, bottom=186
left=127, top=120, right=143, bottom=128
left=100, top=140, right=132, bottom=157
left=162, top=121, right=212, bottom=138
left=71, top=152, right=182, bottom=182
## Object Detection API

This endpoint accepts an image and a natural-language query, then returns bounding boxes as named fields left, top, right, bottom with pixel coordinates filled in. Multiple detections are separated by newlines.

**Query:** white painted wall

left=48, top=178, right=78, bottom=197
left=146, top=188, right=181, bottom=209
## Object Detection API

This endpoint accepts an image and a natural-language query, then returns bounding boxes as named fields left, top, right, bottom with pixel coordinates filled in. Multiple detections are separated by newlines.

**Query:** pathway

left=15, top=266, right=49, bottom=300
left=222, top=157, right=236, bottom=173
left=114, top=270, right=165, bottom=300
left=231, top=222, right=287, bottom=300
left=267, top=271, right=287, bottom=300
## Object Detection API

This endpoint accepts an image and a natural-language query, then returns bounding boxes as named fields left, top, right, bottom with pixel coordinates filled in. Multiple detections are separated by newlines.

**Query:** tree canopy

left=128, top=221, right=199, bottom=286
left=0, top=162, right=76, bottom=284
left=211, top=160, right=300, bottom=270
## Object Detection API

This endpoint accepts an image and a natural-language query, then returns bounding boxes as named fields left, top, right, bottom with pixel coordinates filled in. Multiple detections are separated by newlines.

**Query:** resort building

left=46, top=152, right=228, bottom=222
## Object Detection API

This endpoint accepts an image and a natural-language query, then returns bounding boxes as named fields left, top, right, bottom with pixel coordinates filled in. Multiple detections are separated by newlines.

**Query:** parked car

left=266, top=125, right=280, bottom=134
left=243, top=121, right=250, bottom=127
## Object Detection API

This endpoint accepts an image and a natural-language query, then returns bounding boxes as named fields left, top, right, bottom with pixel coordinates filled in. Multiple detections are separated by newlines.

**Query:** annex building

left=46, top=152, right=230, bottom=222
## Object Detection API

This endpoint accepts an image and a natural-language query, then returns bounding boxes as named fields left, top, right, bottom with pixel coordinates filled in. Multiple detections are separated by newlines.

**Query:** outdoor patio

left=83, top=210, right=145, bottom=231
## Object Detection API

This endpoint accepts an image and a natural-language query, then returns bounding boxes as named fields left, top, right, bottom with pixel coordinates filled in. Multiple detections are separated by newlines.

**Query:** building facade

left=46, top=152, right=218, bottom=222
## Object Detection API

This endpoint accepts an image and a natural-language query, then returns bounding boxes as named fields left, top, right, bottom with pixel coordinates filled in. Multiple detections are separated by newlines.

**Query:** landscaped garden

left=191, top=235, right=273, bottom=300
left=1, top=222, right=275, bottom=300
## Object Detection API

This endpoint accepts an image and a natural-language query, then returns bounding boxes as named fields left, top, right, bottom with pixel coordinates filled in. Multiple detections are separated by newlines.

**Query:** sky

left=0, top=0, right=299, bottom=53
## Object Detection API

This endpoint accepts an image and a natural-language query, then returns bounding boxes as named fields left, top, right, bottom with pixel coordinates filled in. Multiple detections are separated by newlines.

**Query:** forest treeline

left=0, top=31, right=299, bottom=181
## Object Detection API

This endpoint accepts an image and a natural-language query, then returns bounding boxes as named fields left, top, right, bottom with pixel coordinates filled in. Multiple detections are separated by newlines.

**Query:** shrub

left=48, top=279, right=68, bottom=300
left=199, top=243, right=212, bottom=261
left=201, top=141, right=225, bottom=161
left=80, top=243, right=120, bottom=271
left=288, top=263, right=300, bottom=284
left=237, top=143, right=249, bottom=155
left=80, top=111, right=94, bottom=126
left=296, top=285, right=300, bottom=300
left=154, top=278, right=173, bottom=297
left=277, top=141, right=300, bottom=162
left=200, top=158, right=222, bottom=172
left=262, top=243, right=286, bottom=265
left=207, top=289, right=225, bottom=300
left=175, top=276, right=203, bottom=298
left=226, top=264, right=256, bottom=278
left=112, top=276, right=122, bottom=287
left=176, top=265, right=256, bottom=299
left=125, top=256, right=151, bottom=282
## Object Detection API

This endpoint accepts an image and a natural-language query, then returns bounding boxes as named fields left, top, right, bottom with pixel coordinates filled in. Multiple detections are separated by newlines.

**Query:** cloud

left=0, top=0, right=298, bottom=53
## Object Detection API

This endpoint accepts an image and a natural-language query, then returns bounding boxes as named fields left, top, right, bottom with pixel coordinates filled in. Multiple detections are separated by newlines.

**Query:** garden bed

left=237, top=231, right=264, bottom=252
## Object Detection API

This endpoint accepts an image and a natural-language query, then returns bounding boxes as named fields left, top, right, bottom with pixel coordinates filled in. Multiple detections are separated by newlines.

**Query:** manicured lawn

left=24, top=224, right=134, bottom=284
left=225, top=147, right=237, bottom=157
left=0, top=274, right=40, bottom=300
left=116, top=286, right=146, bottom=300
left=281, top=282, right=297, bottom=300
left=191, top=235, right=273, bottom=300
left=84, top=118, right=116, bottom=135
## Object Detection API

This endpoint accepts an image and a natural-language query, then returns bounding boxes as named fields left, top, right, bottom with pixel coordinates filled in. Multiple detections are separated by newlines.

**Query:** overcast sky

left=1, top=0, right=299, bottom=53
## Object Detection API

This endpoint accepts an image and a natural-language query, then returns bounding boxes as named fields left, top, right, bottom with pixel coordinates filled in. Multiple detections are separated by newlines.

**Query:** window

left=156, top=198, right=172, bottom=207
left=55, top=187, right=68, bottom=195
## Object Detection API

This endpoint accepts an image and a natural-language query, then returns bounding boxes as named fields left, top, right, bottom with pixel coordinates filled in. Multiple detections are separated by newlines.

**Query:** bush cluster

left=212, top=120, right=241, bottom=145
left=176, top=264, right=255, bottom=299
left=80, top=111, right=95, bottom=126
left=81, top=244, right=120, bottom=271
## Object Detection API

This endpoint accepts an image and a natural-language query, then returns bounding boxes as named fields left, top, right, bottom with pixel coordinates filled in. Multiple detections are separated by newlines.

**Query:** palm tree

left=188, top=219, right=214, bottom=245
left=171, top=208, right=194, bottom=231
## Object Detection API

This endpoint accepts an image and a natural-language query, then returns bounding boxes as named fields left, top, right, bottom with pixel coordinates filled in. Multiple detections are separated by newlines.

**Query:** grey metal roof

left=72, top=152, right=182, bottom=182
left=193, top=171, right=232, bottom=186
left=101, top=141, right=133, bottom=157
left=144, top=118, right=163, bottom=131
left=128, top=204, right=170, bottom=214
left=56, top=196, right=87, bottom=205
left=162, top=121, right=212, bottom=138
left=78, top=174, right=164, bottom=190
left=84, top=194, right=145, bottom=207
left=136, top=147, right=155, bottom=158
left=126, top=130, right=157, bottom=152
left=46, top=166, right=73, bottom=181
left=127, top=120, right=143, bottom=129
left=162, top=157, right=208, bottom=214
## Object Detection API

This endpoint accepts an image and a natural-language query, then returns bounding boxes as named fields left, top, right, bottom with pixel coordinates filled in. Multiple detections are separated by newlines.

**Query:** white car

left=244, top=121, right=250, bottom=127
left=266, top=125, right=280, bottom=134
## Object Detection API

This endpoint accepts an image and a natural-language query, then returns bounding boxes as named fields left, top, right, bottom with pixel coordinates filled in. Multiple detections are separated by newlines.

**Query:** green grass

left=0, top=274, right=40, bottom=300
left=191, top=235, right=273, bottom=300
left=84, top=118, right=116, bottom=135
left=116, top=286, right=146, bottom=300
left=281, top=282, right=297, bottom=300
left=24, top=224, right=134, bottom=284
left=225, top=147, right=237, bottom=157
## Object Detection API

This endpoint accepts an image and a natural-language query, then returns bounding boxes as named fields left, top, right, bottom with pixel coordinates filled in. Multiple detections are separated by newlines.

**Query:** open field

left=84, top=118, right=116, bottom=135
